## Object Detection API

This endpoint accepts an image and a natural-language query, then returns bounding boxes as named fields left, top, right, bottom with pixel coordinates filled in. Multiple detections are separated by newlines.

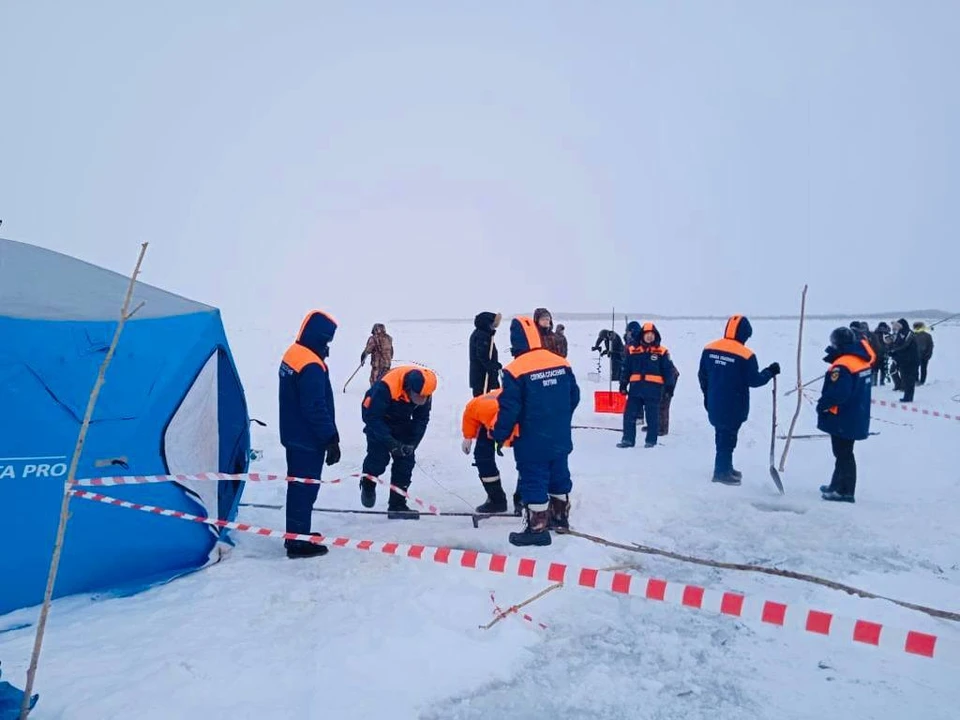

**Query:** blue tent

left=0, top=238, right=251, bottom=617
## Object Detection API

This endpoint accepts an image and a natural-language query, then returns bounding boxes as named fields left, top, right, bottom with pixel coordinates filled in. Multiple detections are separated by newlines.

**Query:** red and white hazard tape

left=73, top=472, right=342, bottom=487
left=871, top=399, right=960, bottom=422
left=67, top=489, right=953, bottom=663
left=72, top=472, right=442, bottom=515
left=490, top=591, right=548, bottom=630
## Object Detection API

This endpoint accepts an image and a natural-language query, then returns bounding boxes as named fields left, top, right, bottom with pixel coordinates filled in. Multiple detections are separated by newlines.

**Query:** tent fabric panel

left=0, top=237, right=212, bottom=320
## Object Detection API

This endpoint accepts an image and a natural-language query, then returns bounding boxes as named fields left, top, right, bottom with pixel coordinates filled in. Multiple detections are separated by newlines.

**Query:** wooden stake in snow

left=778, top=284, right=808, bottom=473
left=19, top=243, right=149, bottom=720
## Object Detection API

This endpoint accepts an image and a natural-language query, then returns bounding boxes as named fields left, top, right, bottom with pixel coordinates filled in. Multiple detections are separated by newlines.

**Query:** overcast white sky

left=1, top=1, right=957, bottom=330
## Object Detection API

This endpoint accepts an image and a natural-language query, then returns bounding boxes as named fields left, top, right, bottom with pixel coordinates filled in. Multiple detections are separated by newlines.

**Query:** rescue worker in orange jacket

left=698, top=315, right=780, bottom=485
left=816, top=327, right=873, bottom=502
left=360, top=365, right=437, bottom=519
left=492, top=317, right=580, bottom=547
left=617, top=321, right=677, bottom=448
left=278, top=310, right=340, bottom=558
left=461, top=389, right=520, bottom=515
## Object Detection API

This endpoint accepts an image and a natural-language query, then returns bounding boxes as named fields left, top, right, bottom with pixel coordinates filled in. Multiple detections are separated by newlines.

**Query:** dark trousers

left=713, top=425, right=741, bottom=475
left=919, top=358, right=930, bottom=385
left=659, top=392, right=673, bottom=435
left=362, top=436, right=415, bottom=508
left=830, top=435, right=857, bottom=496
left=622, top=396, right=660, bottom=445
left=285, top=447, right=326, bottom=535
left=610, top=355, right=623, bottom=383
left=516, top=455, right=572, bottom=507
left=473, top=433, right=499, bottom=479
left=900, top=371, right=917, bottom=402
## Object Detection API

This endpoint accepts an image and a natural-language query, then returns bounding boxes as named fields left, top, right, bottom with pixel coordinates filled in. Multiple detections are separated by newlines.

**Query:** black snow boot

left=547, top=494, right=570, bottom=533
left=476, top=478, right=508, bottom=514
left=512, top=491, right=523, bottom=517
left=387, top=485, right=420, bottom=519
left=616, top=441, right=634, bottom=448
left=711, top=471, right=741, bottom=486
left=285, top=532, right=329, bottom=559
left=509, top=507, right=552, bottom=547
left=360, top=477, right=377, bottom=508
left=821, top=490, right=855, bottom=503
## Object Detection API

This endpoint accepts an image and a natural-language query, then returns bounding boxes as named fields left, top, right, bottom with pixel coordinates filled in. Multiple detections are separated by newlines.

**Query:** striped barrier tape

left=871, top=399, right=959, bottom=422
left=67, top=489, right=954, bottom=663
left=71, top=472, right=442, bottom=515
left=73, top=472, right=341, bottom=487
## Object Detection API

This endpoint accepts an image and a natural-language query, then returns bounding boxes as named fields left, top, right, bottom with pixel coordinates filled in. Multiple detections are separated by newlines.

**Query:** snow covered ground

left=2, top=316, right=958, bottom=719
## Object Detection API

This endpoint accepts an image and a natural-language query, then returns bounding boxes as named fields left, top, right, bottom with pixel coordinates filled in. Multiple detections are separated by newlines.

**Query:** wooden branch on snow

left=20, top=242, right=149, bottom=720
left=480, top=563, right=643, bottom=630
left=778, top=284, right=808, bottom=472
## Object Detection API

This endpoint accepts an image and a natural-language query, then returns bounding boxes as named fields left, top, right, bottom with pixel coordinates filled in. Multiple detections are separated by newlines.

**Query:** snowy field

left=2, top=316, right=958, bottom=719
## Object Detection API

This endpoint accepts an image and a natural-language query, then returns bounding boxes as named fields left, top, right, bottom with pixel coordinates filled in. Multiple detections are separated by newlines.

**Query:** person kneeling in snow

left=492, top=317, right=580, bottom=546
left=617, top=321, right=676, bottom=448
left=461, top=389, right=521, bottom=515
left=360, top=365, right=438, bottom=518
left=279, top=310, right=341, bottom=558
left=816, top=327, right=873, bottom=503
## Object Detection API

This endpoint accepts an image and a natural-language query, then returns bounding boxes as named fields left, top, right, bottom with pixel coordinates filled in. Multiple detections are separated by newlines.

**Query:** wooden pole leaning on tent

left=20, top=242, right=149, bottom=720
left=778, top=284, right=808, bottom=473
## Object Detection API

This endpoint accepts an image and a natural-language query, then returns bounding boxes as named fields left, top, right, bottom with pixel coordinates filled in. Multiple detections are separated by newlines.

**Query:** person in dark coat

left=816, top=327, right=873, bottom=503
left=492, top=316, right=580, bottom=546
left=279, top=310, right=341, bottom=558
left=912, top=322, right=934, bottom=385
left=698, top=315, right=780, bottom=485
left=659, top=364, right=680, bottom=436
left=887, top=318, right=919, bottom=402
left=592, top=329, right=624, bottom=383
left=868, top=322, right=888, bottom=386
left=534, top=307, right=561, bottom=355
left=469, top=312, right=502, bottom=396
left=554, top=324, right=569, bottom=358
left=617, top=322, right=677, bottom=448
left=360, top=365, right=438, bottom=518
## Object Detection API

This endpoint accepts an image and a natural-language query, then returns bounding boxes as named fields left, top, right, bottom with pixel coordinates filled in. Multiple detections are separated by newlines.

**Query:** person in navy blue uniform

left=698, top=315, right=780, bottom=485
left=492, top=316, right=580, bottom=546
left=816, top=327, right=873, bottom=503
left=617, top=321, right=677, bottom=449
left=360, top=365, right=438, bottom=519
left=278, top=310, right=341, bottom=558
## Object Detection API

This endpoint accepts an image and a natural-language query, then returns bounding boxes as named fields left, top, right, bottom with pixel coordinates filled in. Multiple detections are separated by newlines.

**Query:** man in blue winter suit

left=816, top=327, right=873, bottom=503
left=618, top=321, right=677, bottom=449
left=360, top=365, right=438, bottom=519
left=279, top=310, right=341, bottom=558
left=492, top=316, right=580, bottom=547
left=698, top=315, right=780, bottom=485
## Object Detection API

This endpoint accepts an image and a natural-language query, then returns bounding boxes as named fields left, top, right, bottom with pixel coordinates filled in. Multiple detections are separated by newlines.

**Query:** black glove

left=495, top=442, right=504, bottom=457
left=619, top=382, right=628, bottom=395
left=600, top=350, right=609, bottom=357
left=325, top=442, right=341, bottom=466
left=767, top=362, right=781, bottom=376
left=359, top=353, right=366, bottom=366
left=391, top=444, right=415, bottom=458
left=591, top=345, right=600, bottom=353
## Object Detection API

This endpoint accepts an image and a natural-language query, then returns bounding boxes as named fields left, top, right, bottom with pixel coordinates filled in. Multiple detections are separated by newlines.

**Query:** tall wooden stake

left=778, top=284, right=808, bottom=473
left=20, top=243, right=149, bottom=720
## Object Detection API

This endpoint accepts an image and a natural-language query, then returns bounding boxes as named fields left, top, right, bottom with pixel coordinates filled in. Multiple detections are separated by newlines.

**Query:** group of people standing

left=276, top=308, right=937, bottom=558
left=850, top=319, right=935, bottom=403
